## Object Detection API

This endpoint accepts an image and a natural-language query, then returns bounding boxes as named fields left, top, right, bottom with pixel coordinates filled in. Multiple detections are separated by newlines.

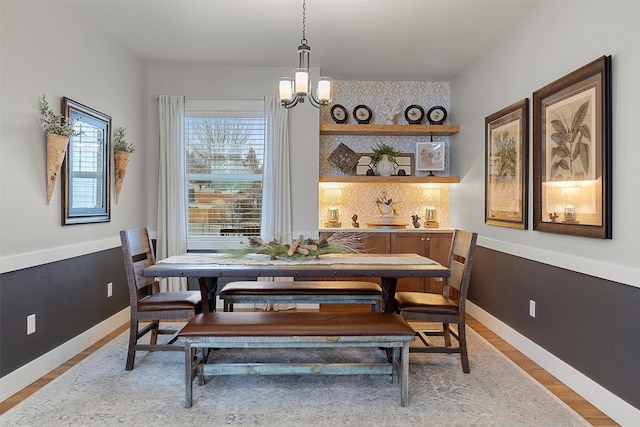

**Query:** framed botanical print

left=533, top=55, right=612, bottom=238
left=415, top=142, right=445, bottom=172
left=485, top=99, right=529, bottom=229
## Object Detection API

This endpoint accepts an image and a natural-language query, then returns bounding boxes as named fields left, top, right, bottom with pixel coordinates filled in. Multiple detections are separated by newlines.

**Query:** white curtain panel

left=261, top=97, right=292, bottom=243
left=258, top=97, right=294, bottom=311
left=157, top=96, right=187, bottom=292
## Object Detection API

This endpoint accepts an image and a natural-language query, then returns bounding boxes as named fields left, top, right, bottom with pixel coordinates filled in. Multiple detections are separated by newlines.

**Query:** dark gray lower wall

left=468, top=246, right=640, bottom=410
left=0, top=248, right=129, bottom=377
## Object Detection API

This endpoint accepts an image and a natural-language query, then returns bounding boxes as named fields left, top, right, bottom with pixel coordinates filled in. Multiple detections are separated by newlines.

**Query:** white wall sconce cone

left=114, top=151, right=131, bottom=204
left=46, top=134, right=69, bottom=203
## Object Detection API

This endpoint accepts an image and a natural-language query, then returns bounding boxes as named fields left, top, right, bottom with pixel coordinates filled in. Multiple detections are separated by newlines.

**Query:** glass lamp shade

left=317, top=77, right=332, bottom=103
left=564, top=204, right=577, bottom=221
left=279, top=78, right=294, bottom=101
left=426, top=206, right=438, bottom=222
left=328, top=206, right=340, bottom=223
left=294, top=68, right=309, bottom=94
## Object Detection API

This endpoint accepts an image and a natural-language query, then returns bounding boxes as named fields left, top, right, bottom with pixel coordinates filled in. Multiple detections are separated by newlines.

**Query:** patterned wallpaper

left=318, top=81, right=452, bottom=229
left=319, top=81, right=451, bottom=177
left=319, top=183, right=450, bottom=229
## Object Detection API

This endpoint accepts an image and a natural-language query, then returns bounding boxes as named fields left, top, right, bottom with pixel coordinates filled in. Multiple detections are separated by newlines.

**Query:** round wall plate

left=427, top=106, right=447, bottom=125
left=353, top=105, right=372, bottom=124
left=330, top=104, right=348, bottom=124
left=404, top=105, right=425, bottom=124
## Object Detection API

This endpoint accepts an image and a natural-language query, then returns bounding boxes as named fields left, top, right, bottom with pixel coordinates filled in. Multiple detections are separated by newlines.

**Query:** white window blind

left=185, top=100, right=265, bottom=249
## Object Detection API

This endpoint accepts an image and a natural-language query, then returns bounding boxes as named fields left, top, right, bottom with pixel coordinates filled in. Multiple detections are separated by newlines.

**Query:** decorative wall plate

left=404, top=105, right=424, bottom=124
left=353, top=105, right=372, bottom=124
left=427, top=106, right=447, bottom=124
left=330, top=104, right=348, bottom=124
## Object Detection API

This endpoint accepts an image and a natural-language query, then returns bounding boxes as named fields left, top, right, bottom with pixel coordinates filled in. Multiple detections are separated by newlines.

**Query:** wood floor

left=0, top=315, right=618, bottom=425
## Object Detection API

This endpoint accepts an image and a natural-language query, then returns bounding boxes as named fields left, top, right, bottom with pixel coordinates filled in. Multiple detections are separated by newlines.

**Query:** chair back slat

left=448, top=259, right=465, bottom=292
left=120, top=228, right=159, bottom=307
left=444, top=229, right=477, bottom=300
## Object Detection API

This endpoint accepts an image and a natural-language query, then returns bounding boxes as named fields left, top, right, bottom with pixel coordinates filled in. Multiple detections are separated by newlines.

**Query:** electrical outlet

left=529, top=300, right=536, bottom=318
left=27, top=314, right=36, bottom=335
left=107, top=282, right=113, bottom=298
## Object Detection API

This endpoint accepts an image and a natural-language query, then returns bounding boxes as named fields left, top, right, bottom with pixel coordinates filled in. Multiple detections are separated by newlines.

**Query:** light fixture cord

left=301, top=0, right=307, bottom=46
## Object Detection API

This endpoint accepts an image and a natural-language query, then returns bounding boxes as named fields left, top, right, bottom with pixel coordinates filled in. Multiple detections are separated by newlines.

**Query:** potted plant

left=113, top=126, right=135, bottom=203
left=370, top=143, right=399, bottom=176
left=40, top=94, right=80, bottom=203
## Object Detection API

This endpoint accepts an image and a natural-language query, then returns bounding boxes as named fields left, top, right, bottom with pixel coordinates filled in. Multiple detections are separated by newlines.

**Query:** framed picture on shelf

left=485, top=98, right=529, bottom=229
left=415, top=142, right=445, bottom=171
left=355, top=153, right=414, bottom=176
left=532, top=55, right=612, bottom=238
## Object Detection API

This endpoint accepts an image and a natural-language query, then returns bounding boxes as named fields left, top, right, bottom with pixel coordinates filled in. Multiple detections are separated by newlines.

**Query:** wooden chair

left=394, top=229, right=477, bottom=373
left=120, top=227, right=203, bottom=370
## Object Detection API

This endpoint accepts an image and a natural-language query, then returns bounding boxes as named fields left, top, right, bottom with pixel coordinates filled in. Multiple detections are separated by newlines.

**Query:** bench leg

left=185, top=344, right=193, bottom=408
left=372, top=299, right=381, bottom=312
left=400, top=342, right=409, bottom=407
left=391, top=347, right=399, bottom=385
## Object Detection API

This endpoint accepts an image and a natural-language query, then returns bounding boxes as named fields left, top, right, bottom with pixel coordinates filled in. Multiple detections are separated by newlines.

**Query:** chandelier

left=278, top=0, right=331, bottom=109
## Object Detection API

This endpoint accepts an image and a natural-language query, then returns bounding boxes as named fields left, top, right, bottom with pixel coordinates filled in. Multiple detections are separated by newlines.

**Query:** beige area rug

left=1, top=324, right=588, bottom=426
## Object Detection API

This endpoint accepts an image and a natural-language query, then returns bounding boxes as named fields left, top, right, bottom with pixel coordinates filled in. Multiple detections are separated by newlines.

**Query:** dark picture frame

left=532, top=56, right=612, bottom=238
left=485, top=98, right=529, bottom=229
left=62, top=98, right=111, bottom=225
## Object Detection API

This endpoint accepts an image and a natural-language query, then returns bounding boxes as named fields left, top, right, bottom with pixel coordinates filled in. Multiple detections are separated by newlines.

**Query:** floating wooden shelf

left=320, top=123, right=460, bottom=136
left=319, top=176, right=460, bottom=184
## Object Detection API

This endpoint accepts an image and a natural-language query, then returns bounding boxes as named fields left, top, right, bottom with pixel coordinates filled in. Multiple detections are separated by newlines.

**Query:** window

left=185, top=100, right=265, bottom=249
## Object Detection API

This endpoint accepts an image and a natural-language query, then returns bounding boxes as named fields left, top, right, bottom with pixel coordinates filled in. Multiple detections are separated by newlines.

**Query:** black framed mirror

left=62, top=98, right=111, bottom=225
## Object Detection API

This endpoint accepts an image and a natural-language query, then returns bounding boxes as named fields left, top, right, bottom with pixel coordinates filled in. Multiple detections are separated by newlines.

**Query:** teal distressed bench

left=178, top=312, right=415, bottom=408
left=218, top=280, right=383, bottom=312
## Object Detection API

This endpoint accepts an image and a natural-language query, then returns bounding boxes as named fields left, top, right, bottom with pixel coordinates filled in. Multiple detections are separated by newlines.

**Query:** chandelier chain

left=301, top=0, right=307, bottom=45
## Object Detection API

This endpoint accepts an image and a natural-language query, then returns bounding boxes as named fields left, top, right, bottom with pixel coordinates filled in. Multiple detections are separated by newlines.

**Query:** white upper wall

left=451, top=1, right=640, bottom=288
left=0, top=1, right=147, bottom=272
left=146, top=65, right=320, bottom=238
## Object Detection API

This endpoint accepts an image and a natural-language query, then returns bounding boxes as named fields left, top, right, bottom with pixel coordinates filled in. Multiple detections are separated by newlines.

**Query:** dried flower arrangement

left=39, top=94, right=79, bottom=137
left=113, top=127, right=135, bottom=152
left=224, top=233, right=367, bottom=260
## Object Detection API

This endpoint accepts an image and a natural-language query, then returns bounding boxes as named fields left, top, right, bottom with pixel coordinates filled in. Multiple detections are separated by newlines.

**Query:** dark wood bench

left=178, top=312, right=415, bottom=408
left=218, top=280, right=383, bottom=312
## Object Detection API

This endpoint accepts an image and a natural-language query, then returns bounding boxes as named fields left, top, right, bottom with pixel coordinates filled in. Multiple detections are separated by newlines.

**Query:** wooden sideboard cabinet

left=390, top=232, right=453, bottom=293
left=318, top=230, right=453, bottom=298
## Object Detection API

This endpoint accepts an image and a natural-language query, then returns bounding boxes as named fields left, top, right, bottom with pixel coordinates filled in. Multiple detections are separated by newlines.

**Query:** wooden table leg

left=198, top=277, right=218, bottom=312
left=380, top=277, right=398, bottom=313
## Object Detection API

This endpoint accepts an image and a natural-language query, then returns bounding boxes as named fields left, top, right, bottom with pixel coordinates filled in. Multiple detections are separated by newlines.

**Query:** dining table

left=143, top=252, right=450, bottom=313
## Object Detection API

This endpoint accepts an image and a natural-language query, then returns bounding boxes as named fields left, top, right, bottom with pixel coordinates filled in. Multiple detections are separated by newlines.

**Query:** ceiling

left=69, top=0, right=540, bottom=80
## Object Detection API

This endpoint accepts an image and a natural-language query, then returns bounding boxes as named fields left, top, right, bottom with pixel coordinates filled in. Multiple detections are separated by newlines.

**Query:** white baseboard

left=0, top=307, right=130, bottom=402
left=467, top=301, right=639, bottom=426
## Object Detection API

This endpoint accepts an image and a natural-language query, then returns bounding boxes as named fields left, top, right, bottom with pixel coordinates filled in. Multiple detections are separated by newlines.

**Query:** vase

left=377, top=203, right=393, bottom=215
left=376, top=154, right=394, bottom=176
left=46, top=133, right=69, bottom=203
left=114, top=151, right=132, bottom=204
